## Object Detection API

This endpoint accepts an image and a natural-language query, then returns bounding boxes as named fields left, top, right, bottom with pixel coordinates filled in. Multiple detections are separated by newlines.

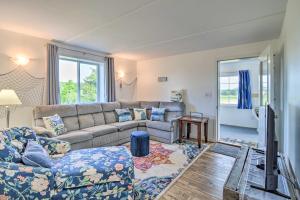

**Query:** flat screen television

left=265, top=104, right=278, bottom=191
left=252, top=105, right=290, bottom=198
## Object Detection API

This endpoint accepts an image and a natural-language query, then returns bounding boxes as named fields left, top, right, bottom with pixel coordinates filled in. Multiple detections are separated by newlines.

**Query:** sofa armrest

left=32, top=126, right=56, bottom=138
left=0, top=161, right=53, bottom=199
left=170, top=116, right=183, bottom=125
left=37, top=136, right=71, bottom=155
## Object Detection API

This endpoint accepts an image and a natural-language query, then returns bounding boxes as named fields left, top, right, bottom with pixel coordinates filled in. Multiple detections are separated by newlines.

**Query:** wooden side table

left=178, top=116, right=209, bottom=148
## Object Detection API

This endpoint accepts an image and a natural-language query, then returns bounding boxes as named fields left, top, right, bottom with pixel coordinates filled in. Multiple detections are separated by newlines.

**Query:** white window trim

left=58, top=56, right=106, bottom=104
left=220, top=73, right=239, bottom=106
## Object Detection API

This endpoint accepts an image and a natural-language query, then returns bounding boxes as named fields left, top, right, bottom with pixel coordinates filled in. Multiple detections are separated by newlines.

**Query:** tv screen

left=265, top=105, right=278, bottom=190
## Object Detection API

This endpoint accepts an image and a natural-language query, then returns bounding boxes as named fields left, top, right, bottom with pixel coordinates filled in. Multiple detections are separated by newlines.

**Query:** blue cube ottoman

left=130, top=131, right=150, bottom=157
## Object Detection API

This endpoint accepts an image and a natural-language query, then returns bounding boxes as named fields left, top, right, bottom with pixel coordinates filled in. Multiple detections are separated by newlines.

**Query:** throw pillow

left=115, top=108, right=132, bottom=122
left=43, top=114, right=66, bottom=136
left=2, top=127, right=38, bottom=154
left=133, top=108, right=147, bottom=120
left=22, top=140, right=53, bottom=168
left=0, top=140, right=22, bottom=163
left=151, top=107, right=166, bottom=121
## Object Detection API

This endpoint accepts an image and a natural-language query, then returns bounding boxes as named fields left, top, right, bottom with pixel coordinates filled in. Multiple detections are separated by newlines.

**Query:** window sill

left=220, top=104, right=238, bottom=108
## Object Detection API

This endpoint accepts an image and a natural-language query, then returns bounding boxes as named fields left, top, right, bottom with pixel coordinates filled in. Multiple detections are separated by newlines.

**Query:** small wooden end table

left=178, top=116, right=209, bottom=148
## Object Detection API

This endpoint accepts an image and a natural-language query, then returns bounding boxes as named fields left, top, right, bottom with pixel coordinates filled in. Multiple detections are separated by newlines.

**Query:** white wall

left=137, top=41, right=271, bottom=141
left=0, top=29, right=136, bottom=129
left=219, top=59, right=260, bottom=128
left=279, top=0, right=300, bottom=181
left=0, top=29, right=48, bottom=128
left=114, top=57, right=137, bottom=101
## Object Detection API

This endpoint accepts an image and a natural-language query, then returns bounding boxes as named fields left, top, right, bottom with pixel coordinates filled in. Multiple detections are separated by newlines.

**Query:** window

left=59, top=56, right=105, bottom=104
left=220, top=75, right=239, bottom=105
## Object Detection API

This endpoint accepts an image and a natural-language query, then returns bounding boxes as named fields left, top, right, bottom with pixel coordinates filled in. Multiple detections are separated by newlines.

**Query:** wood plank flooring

left=159, top=149, right=235, bottom=200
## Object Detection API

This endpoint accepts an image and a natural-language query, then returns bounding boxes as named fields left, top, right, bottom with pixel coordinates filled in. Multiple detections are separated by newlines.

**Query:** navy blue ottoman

left=130, top=131, right=150, bottom=157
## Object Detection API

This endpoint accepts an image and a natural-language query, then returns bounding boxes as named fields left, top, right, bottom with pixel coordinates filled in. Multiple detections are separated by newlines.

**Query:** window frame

left=58, top=56, right=105, bottom=104
left=219, top=73, right=239, bottom=106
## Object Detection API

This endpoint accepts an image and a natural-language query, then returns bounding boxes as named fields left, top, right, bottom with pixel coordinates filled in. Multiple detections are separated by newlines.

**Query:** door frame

left=216, top=56, right=259, bottom=142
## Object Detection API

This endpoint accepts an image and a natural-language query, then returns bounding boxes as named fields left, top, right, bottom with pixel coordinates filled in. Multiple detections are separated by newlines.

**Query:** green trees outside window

left=59, top=58, right=103, bottom=104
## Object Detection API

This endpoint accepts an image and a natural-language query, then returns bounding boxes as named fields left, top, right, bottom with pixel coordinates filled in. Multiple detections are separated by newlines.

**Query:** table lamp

left=0, top=89, right=22, bottom=128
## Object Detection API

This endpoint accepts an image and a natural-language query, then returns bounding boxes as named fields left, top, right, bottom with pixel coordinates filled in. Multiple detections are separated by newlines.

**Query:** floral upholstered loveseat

left=0, top=127, right=134, bottom=199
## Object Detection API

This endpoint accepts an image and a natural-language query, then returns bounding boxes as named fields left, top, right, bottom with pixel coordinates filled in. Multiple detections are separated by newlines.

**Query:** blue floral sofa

left=0, top=127, right=134, bottom=199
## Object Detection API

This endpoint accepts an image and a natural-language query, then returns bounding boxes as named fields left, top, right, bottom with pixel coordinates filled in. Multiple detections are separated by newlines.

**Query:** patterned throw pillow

left=115, top=108, right=132, bottom=122
left=134, top=108, right=147, bottom=120
left=2, top=127, right=37, bottom=154
left=151, top=107, right=166, bottom=121
left=0, top=140, right=22, bottom=163
left=43, top=114, right=66, bottom=136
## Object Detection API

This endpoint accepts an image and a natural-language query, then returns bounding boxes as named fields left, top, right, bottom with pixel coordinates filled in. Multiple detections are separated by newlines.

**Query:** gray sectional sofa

left=33, top=101, right=185, bottom=150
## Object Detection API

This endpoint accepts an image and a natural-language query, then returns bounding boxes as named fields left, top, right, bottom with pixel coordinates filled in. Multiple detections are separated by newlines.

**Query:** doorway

left=217, top=57, right=261, bottom=147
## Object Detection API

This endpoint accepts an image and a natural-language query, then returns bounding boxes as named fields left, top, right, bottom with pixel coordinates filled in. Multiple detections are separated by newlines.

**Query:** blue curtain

left=238, top=70, right=252, bottom=109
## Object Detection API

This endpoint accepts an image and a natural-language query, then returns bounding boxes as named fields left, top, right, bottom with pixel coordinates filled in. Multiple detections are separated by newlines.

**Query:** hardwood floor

left=159, top=149, right=235, bottom=200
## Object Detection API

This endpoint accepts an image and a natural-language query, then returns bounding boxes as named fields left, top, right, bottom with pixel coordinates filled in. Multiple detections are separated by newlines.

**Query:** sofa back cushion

left=76, top=103, right=104, bottom=129
left=33, top=105, right=79, bottom=132
left=159, top=102, right=185, bottom=122
left=140, top=101, right=160, bottom=120
left=101, top=102, right=120, bottom=124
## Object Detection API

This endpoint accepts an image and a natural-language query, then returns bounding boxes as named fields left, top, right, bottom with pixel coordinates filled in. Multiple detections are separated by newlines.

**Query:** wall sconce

left=12, top=55, right=30, bottom=66
left=119, top=71, right=125, bottom=88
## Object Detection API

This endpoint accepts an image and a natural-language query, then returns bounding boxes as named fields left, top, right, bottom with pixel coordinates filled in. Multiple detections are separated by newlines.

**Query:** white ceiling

left=0, top=0, right=287, bottom=60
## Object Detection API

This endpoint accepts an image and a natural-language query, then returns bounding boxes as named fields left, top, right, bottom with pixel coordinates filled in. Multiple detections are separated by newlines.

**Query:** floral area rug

left=124, top=141, right=208, bottom=200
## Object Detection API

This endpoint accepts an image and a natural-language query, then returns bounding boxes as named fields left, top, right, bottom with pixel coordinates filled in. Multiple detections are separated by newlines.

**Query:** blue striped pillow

left=115, top=108, right=133, bottom=122
left=151, top=107, right=166, bottom=121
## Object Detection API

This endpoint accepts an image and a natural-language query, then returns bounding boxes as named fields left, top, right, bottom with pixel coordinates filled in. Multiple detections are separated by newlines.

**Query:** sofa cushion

left=102, top=102, right=120, bottom=124
left=52, top=146, right=134, bottom=189
left=78, top=114, right=95, bottom=129
left=33, top=104, right=77, bottom=119
left=93, top=113, right=106, bottom=126
left=159, top=102, right=185, bottom=112
left=62, top=116, right=80, bottom=132
left=112, top=121, right=139, bottom=131
left=83, top=125, right=118, bottom=137
left=76, top=103, right=102, bottom=115
left=140, top=101, right=160, bottom=109
left=146, top=121, right=173, bottom=132
left=120, top=101, right=140, bottom=109
left=55, top=130, right=92, bottom=144
left=137, top=120, right=148, bottom=127
left=101, top=102, right=121, bottom=112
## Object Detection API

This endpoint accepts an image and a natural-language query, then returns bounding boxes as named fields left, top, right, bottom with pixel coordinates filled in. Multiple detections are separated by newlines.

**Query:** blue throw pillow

left=22, top=140, right=53, bottom=168
left=115, top=108, right=133, bottom=122
left=151, top=107, right=166, bottom=121
left=0, top=140, right=22, bottom=163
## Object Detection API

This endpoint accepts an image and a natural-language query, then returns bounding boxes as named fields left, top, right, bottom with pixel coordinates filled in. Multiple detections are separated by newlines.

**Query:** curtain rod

left=48, top=41, right=111, bottom=58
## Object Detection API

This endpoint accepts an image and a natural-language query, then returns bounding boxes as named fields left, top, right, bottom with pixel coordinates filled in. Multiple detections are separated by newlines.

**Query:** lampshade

left=0, top=89, right=22, bottom=105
